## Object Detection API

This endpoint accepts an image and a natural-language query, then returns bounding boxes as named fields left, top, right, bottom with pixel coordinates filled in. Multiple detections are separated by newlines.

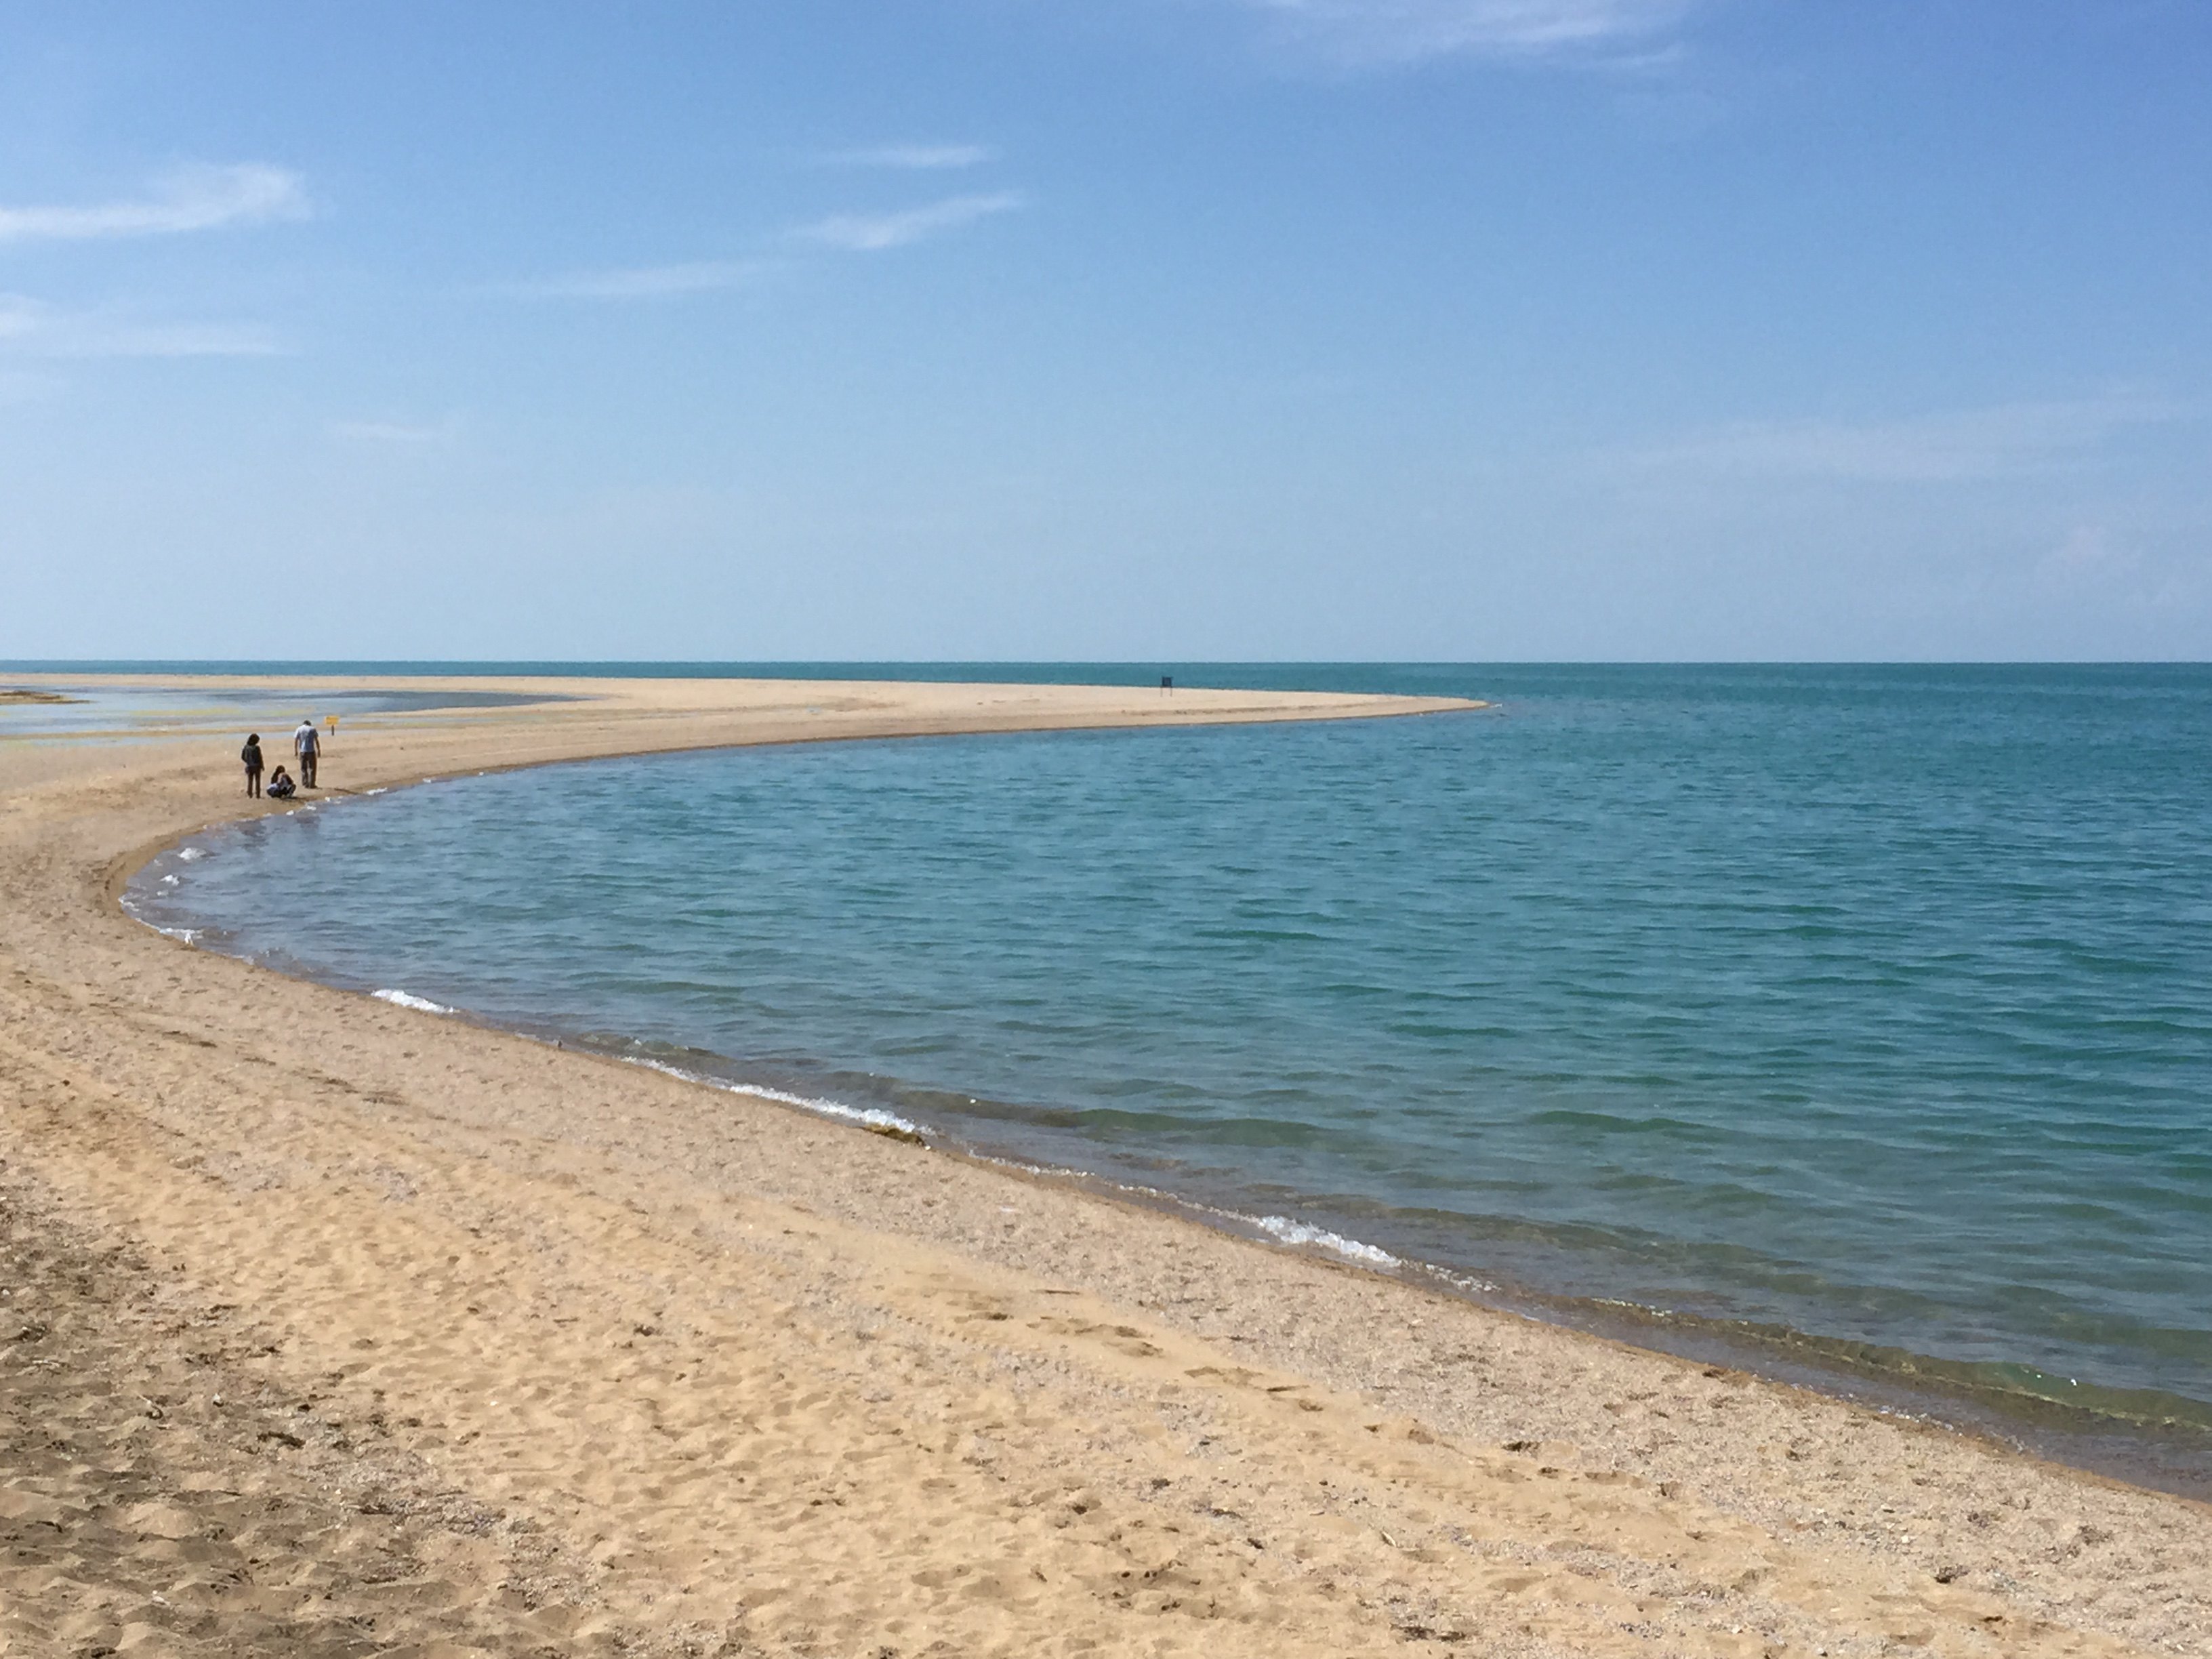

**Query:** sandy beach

left=2, top=673, right=2206, bottom=1659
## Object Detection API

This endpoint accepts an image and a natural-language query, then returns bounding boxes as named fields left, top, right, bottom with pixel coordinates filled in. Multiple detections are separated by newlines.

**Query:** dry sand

left=1, top=672, right=2205, bottom=1659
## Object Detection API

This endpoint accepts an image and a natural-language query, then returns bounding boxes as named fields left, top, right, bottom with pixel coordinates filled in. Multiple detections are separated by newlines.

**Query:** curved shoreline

left=124, top=783, right=2212, bottom=1489
left=124, top=724, right=2212, bottom=1481
left=4, top=672, right=2207, bottom=1658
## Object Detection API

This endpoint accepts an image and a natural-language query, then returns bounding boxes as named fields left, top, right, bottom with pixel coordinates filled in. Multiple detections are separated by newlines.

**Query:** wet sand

left=2, top=673, right=2205, bottom=1658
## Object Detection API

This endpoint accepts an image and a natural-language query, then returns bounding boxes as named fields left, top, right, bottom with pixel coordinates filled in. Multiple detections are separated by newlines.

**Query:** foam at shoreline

left=623, top=1054, right=926, bottom=1139
left=373, top=987, right=453, bottom=1014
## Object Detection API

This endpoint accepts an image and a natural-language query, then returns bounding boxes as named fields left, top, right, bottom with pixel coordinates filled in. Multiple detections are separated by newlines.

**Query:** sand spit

left=1, top=673, right=2205, bottom=1658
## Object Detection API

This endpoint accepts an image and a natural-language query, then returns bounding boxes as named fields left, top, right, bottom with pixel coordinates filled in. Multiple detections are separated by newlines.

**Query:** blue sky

left=2, top=1, right=2208, bottom=660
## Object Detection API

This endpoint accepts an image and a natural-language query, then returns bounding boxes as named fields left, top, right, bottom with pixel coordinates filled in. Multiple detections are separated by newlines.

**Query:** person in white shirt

left=293, top=718, right=321, bottom=789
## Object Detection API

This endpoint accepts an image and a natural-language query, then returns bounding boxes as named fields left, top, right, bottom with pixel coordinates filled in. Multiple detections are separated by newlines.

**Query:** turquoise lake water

left=127, top=665, right=2212, bottom=1479
left=0, top=681, right=552, bottom=741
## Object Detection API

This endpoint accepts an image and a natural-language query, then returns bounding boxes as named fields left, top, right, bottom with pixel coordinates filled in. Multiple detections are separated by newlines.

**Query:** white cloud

left=792, top=191, right=1026, bottom=253
left=1636, top=395, right=2193, bottom=484
left=0, top=293, right=282, bottom=358
left=503, top=189, right=1023, bottom=302
left=1231, top=0, right=1696, bottom=65
left=506, top=258, right=773, bottom=300
left=331, top=417, right=457, bottom=445
left=0, top=163, right=308, bottom=244
left=826, top=143, right=996, bottom=170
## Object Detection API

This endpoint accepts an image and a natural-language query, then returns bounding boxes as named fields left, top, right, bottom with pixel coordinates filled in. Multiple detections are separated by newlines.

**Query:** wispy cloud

left=792, top=191, right=1025, bottom=253
left=501, top=188, right=1023, bottom=302
left=0, top=163, right=308, bottom=245
left=504, top=258, right=773, bottom=301
left=1231, top=0, right=1696, bottom=66
left=0, top=296, right=43, bottom=343
left=330, top=416, right=457, bottom=445
left=825, top=143, right=995, bottom=170
left=1636, top=395, right=2194, bottom=484
left=0, top=293, right=283, bottom=358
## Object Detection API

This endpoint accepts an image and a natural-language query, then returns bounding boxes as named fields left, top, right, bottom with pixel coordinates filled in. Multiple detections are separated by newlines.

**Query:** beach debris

left=1392, top=1620, right=1470, bottom=1643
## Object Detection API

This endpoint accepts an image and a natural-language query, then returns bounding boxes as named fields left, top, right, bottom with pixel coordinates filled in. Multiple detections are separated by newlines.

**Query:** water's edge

left=119, top=768, right=2212, bottom=1504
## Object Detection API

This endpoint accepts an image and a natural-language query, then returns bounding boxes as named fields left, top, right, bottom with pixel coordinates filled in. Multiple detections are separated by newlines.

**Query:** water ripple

left=129, top=664, right=2212, bottom=1454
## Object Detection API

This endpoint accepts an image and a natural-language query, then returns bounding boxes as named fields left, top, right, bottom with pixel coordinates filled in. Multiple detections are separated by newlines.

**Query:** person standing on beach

left=241, top=733, right=264, bottom=798
left=293, top=717, right=321, bottom=789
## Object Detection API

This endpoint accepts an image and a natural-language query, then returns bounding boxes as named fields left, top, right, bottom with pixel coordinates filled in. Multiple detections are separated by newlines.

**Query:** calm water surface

left=130, top=665, right=2212, bottom=1468
left=0, top=682, right=554, bottom=741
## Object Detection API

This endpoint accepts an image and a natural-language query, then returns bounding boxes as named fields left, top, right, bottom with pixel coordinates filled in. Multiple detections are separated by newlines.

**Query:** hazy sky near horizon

left=3, top=2, right=2209, bottom=661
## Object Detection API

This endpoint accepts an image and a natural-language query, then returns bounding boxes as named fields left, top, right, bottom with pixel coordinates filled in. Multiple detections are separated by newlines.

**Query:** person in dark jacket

left=241, top=733, right=264, bottom=798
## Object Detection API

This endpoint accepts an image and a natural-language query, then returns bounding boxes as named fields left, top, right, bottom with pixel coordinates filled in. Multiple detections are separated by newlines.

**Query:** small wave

left=965, top=1159, right=1416, bottom=1283
left=975, top=1151, right=1099, bottom=1183
left=1417, top=1261, right=1500, bottom=1295
left=120, top=891, right=199, bottom=944
left=623, top=1057, right=926, bottom=1139
left=1251, top=1214, right=1399, bottom=1267
left=372, top=988, right=453, bottom=1014
left=1050, top=1181, right=1406, bottom=1275
left=176, top=846, right=203, bottom=861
